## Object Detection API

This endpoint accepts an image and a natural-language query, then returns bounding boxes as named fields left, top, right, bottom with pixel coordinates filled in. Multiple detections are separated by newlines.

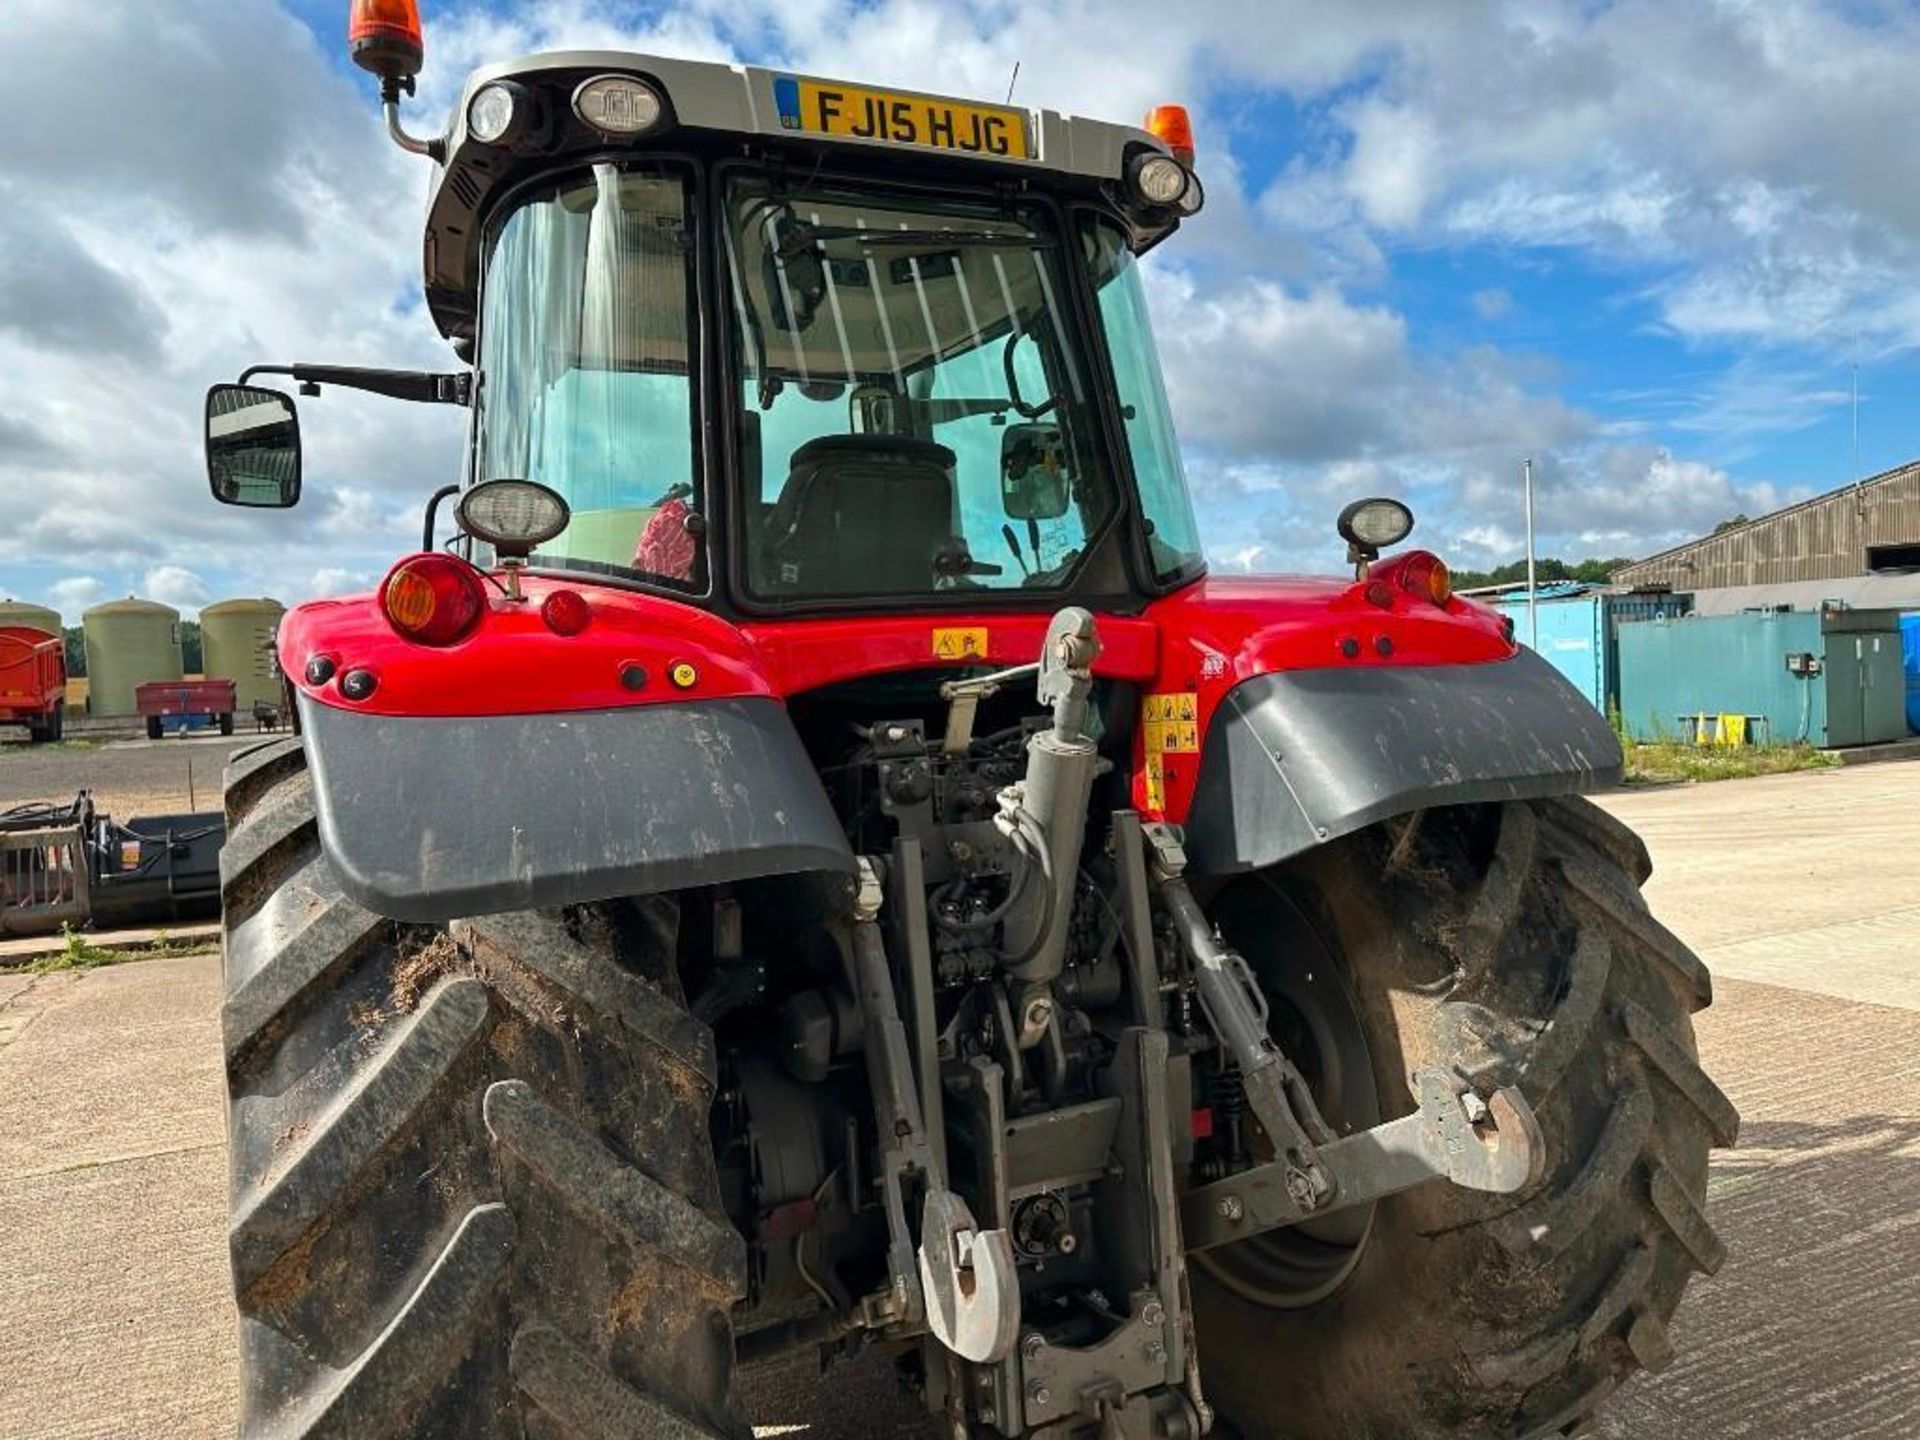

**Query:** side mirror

left=1000, top=422, right=1072, bottom=521
left=206, top=384, right=301, bottom=507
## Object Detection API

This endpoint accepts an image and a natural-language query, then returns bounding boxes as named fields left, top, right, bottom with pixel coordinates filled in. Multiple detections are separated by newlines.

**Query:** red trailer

left=134, top=678, right=236, bottom=739
left=0, top=626, right=66, bottom=742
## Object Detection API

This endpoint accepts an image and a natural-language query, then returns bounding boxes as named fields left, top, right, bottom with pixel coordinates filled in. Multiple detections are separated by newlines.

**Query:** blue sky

left=6, top=0, right=1920, bottom=618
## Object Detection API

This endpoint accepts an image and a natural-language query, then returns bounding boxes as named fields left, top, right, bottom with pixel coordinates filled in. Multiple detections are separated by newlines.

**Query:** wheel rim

left=1192, top=877, right=1382, bottom=1310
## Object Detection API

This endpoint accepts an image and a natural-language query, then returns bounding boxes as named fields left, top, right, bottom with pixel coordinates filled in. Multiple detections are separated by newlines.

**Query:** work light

left=468, top=81, right=528, bottom=145
left=1129, top=153, right=1190, bottom=208
left=573, top=75, right=665, bottom=136
left=456, top=479, right=571, bottom=557
left=1338, top=498, right=1415, bottom=553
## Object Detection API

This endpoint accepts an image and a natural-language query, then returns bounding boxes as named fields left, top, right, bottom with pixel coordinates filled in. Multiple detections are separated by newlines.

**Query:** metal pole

left=1523, top=457, right=1538, bottom=650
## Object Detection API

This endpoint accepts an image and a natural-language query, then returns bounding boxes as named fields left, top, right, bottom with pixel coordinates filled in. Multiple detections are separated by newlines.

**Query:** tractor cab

left=212, top=32, right=1211, bottom=621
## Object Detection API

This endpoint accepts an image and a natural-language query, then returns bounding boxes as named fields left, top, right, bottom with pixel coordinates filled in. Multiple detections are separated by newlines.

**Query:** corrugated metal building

left=1613, top=459, right=1920, bottom=611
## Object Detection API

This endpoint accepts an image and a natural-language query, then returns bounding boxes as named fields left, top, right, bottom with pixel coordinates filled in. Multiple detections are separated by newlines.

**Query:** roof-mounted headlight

left=467, top=80, right=531, bottom=146
left=1176, top=169, right=1205, bottom=217
left=572, top=74, right=665, bottom=137
left=1129, top=152, right=1190, bottom=208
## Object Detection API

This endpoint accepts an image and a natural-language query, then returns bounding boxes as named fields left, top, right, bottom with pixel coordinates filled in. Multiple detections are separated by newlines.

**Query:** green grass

left=1622, top=740, right=1842, bottom=785
left=0, top=736, right=98, bottom=757
left=24, top=923, right=216, bottom=975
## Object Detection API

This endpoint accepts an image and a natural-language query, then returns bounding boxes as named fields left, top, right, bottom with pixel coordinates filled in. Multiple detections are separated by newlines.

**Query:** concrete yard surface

left=0, top=761, right=1915, bottom=1437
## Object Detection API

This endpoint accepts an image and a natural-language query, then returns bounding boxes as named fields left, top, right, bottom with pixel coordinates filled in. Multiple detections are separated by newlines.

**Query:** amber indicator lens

left=378, top=554, right=486, bottom=646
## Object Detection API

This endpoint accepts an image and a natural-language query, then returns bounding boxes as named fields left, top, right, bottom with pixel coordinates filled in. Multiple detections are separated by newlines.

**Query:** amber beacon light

left=349, top=0, right=425, bottom=84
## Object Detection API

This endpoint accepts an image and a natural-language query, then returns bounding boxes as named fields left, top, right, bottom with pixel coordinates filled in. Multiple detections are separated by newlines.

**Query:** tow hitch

left=1148, top=826, right=1544, bottom=1247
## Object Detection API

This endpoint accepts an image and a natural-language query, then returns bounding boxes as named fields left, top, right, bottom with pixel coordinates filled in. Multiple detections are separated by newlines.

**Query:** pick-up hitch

left=1146, top=826, right=1544, bottom=1249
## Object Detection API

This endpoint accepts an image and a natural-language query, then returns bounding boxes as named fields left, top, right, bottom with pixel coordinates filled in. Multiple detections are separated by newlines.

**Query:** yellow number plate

left=775, top=76, right=1032, bottom=160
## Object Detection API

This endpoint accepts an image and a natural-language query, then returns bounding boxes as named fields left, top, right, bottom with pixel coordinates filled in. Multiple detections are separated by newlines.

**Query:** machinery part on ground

left=1190, top=797, right=1736, bottom=1439
left=219, top=736, right=745, bottom=1438
left=0, top=794, right=222, bottom=937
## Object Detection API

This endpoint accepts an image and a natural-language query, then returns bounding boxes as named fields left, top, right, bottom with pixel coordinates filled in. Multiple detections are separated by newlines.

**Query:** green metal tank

left=82, top=598, right=182, bottom=716
left=200, top=598, right=286, bottom=712
left=0, top=599, right=63, bottom=638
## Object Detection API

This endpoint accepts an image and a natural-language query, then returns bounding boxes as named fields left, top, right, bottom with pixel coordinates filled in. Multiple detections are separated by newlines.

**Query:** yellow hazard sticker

left=1142, top=692, right=1198, bottom=723
left=1143, top=719, right=1200, bottom=755
left=1143, top=754, right=1166, bottom=812
left=1141, top=693, right=1200, bottom=756
left=932, top=627, right=989, bottom=660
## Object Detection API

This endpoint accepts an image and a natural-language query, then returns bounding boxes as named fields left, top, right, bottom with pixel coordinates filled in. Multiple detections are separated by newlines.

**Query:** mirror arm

left=423, top=484, right=462, bottom=552
left=237, top=364, right=470, bottom=406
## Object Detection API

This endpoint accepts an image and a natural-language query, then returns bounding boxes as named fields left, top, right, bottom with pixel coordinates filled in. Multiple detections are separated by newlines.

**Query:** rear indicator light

left=379, top=554, right=486, bottom=646
left=1397, top=552, right=1452, bottom=606
left=1371, top=550, right=1452, bottom=608
left=541, top=589, right=590, bottom=636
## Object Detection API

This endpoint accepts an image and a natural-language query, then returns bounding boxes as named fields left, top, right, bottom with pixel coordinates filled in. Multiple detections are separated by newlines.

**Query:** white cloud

left=45, top=576, right=108, bottom=617
left=142, top=565, right=214, bottom=614
left=4, top=0, right=1906, bottom=612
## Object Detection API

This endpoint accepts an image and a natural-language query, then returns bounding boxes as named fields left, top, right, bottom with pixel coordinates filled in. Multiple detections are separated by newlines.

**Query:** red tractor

left=202, top=7, right=1733, bottom=1437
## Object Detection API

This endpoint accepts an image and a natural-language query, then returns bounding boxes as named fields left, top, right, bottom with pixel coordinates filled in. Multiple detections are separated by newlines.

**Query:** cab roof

left=420, top=50, right=1178, bottom=343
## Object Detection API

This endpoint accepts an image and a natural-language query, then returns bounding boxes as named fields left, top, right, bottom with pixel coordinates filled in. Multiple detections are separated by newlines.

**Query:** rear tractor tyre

left=219, top=737, right=748, bottom=1438
left=220, top=710, right=236, bottom=736
left=1193, top=797, right=1736, bottom=1440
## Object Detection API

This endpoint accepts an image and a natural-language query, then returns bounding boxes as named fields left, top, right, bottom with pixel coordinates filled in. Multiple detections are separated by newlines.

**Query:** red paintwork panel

left=1133, top=573, right=1514, bottom=818
left=281, top=559, right=1514, bottom=824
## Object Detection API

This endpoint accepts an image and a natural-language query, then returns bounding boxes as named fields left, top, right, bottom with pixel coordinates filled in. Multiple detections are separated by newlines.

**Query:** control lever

left=937, top=660, right=1039, bottom=755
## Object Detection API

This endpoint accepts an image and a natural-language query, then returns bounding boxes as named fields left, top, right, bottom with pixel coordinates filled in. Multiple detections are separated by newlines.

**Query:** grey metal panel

left=1182, top=650, right=1623, bottom=876
left=300, top=694, right=854, bottom=923
left=1615, top=461, right=1920, bottom=590
left=1684, top=575, right=1920, bottom=615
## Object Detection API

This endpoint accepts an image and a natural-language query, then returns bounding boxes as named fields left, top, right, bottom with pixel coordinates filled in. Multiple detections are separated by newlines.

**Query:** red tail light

left=379, top=554, right=485, bottom=646
left=540, top=589, right=591, bottom=636
left=1373, top=550, right=1452, bottom=607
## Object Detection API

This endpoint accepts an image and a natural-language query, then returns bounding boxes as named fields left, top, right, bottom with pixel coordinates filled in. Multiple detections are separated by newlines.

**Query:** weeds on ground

left=25, top=923, right=215, bottom=974
left=1623, top=740, right=1841, bottom=785
left=0, top=736, right=98, bottom=756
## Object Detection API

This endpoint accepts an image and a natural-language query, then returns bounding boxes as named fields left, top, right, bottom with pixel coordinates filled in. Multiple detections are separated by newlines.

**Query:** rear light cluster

left=379, top=554, right=486, bottom=646
left=1369, top=550, right=1452, bottom=608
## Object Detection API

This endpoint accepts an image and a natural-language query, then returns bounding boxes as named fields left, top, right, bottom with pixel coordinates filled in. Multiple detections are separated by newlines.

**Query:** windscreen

left=723, top=178, right=1117, bottom=600
left=475, top=164, right=703, bottom=590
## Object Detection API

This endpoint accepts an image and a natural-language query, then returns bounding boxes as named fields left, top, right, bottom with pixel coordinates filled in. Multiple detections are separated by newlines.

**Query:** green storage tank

left=0, top=599, right=64, bottom=638
left=1618, top=607, right=1907, bottom=748
left=82, top=598, right=182, bottom=716
left=200, top=598, right=286, bottom=713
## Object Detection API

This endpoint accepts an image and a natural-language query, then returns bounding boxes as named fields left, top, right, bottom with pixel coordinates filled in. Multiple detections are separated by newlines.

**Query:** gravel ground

left=0, top=761, right=1914, bottom=1438
left=0, top=733, right=265, bottom=819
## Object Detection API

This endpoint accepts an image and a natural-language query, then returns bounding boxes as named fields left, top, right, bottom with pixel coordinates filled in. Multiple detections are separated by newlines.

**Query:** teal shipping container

left=1617, top=608, right=1907, bottom=747
left=1491, top=586, right=1690, bottom=713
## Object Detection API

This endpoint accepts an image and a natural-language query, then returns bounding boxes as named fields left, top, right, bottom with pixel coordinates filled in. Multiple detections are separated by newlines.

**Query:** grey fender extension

left=1183, top=650, right=1622, bottom=875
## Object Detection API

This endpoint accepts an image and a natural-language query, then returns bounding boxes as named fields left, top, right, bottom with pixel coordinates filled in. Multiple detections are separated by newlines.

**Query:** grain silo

left=0, top=599, right=64, bottom=638
left=82, top=598, right=182, bottom=716
left=200, top=598, right=286, bottom=712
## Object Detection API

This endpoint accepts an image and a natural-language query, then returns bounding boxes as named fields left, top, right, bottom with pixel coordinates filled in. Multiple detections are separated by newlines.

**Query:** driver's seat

left=764, top=435, right=958, bottom=594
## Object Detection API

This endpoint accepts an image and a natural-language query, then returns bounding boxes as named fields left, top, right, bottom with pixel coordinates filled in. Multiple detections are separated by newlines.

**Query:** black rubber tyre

left=146, top=714, right=163, bottom=740
left=219, top=737, right=748, bottom=1438
left=1194, top=797, right=1737, bottom=1440
left=220, top=710, right=236, bottom=736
